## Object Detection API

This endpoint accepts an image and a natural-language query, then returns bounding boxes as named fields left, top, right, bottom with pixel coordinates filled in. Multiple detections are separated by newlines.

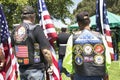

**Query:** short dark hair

left=61, top=28, right=67, bottom=32
left=76, top=11, right=90, bottom=27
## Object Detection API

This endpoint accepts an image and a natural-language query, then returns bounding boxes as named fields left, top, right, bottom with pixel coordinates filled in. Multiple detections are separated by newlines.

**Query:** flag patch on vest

left=15, top=45, right=28, bottom=58
left=74, top=30, right=102, bottom=44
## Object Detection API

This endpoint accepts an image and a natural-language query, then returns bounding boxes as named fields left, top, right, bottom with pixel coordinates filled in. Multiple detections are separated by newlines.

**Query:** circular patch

left=14, top=25, right=27, bottom=42
left=73, top=45, right=82, bottom=54
left=94, top=55, right=104, bottom=65
left=94, top=44, right=104, bottom=54
left=75, top=54, right=83, bottom=65
left=83, top=44, right=93, bottom=55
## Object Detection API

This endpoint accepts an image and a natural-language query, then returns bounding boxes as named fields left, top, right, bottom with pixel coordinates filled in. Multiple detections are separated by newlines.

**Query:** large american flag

left=0, top=5, right=18, bottom=80
left=96, top=0, right=114, bottom=60
left=38, top=0, right=61, bottom=80
left=38, top=0, right=58, bottom=46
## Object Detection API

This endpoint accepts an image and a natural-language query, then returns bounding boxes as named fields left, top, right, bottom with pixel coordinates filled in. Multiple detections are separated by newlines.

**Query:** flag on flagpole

left=38, top=0, right=57, bottom=46
left=96, top=0, right=114, bottom=60
left=0, top=5, right=18, bottom=80
left=38, top=0, right=61, bottom=80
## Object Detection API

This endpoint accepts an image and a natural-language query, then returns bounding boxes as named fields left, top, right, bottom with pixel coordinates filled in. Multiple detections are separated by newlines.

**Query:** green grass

left=108, top=60, right=120, bottom=80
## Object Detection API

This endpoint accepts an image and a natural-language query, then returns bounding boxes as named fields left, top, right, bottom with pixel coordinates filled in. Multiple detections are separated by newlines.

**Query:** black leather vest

left=13, top=23, right=41, bottom=65
left=73, top=29, right=106, bottom=76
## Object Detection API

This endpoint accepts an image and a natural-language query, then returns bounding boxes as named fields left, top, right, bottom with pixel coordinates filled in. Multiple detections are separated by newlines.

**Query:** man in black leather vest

left=11, top=5, right=53, bottom=80
left=63, top=11, right=111, bottom=80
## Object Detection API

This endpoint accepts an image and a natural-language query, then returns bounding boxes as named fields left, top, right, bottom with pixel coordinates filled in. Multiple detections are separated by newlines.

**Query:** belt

left=59, top=44, right=67, bottom=46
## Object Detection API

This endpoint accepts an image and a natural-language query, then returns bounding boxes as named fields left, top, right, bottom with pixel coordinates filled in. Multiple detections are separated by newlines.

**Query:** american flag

left=38, top=0, right=58, bottom=46
left=38, top=0, right=61, bottom=80
left=96, top=0, right=114, bottom=60
left=0, top=5, right=18, bottom=80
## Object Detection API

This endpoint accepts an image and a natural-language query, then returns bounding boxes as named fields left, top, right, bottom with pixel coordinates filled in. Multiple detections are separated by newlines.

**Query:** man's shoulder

left=91, top=30, right=102, bottom=35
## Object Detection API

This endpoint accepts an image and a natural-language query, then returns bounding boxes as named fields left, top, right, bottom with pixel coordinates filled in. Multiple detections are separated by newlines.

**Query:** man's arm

left=42, top=48, right=53, bottom=74
left=42, top=48, right=53, bottom=66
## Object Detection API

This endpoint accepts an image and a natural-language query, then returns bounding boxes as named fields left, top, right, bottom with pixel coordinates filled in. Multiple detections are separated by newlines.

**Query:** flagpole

left=37, top=0, right=60, bottom=80
left=39, top=0, right=48, bottom=38
left=99, top=0, right=104, bottom=35
left=38, top=0, right=52, bottom=80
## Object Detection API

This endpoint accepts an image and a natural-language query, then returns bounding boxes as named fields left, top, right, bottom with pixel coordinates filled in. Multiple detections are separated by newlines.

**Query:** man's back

left=57, top=32, right=70, bottom=55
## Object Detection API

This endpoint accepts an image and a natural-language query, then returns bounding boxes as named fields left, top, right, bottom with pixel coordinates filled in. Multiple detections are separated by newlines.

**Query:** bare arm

left=42, top=48, right=53, bottom=74
left=42, top=48, right=53, bottom=66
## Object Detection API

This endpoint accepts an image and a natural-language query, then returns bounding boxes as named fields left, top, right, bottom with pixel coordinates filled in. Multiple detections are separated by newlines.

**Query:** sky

left=69, top=0, right=82, bottom=13
left=53, top=0, right=82, bottom=28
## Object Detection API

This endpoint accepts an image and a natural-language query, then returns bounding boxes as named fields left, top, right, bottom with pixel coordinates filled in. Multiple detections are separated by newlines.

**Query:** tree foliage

left=0, top=0, right=74, bottom=29
left=73, top=0, right=120, bottom=17
left=45, top=0, right=74, bottom=24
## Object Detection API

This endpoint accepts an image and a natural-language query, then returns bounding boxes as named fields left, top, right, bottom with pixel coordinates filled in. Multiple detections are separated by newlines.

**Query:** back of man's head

left=61, top=28, right=67, bottom=32
left=76, top=11, right=90, bottom=27
left=21, top=5, right=35, bottom=20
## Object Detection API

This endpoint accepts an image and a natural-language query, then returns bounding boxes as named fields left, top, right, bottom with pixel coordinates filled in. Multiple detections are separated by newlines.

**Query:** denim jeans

left=20, top=69, right=45, bottom=80
left=58, top=59, right=63, bottom=73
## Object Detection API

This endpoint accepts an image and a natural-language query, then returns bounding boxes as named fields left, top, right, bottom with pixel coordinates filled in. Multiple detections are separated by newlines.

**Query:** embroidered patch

left=94, top=55, right=104, bottom=65
left=75, top=54, right=83, bottom=65
left=83, top=44, right=93, bottom=55
left=17, top=58, right=23, bottom=64
left=84, top=56, right=94, bottom=62
left=14, top=25, right=27, bottom=43
left=34, top=43, right=40, bottom=63
left=74, top=30, right=102, bottom=44
left=24, top=58, right=29, bottom=65
left=15, top=45, right=28, bottom=58
left=73, top=45, right=82, bottom=54
left=94, top=44, right=104, bottom=54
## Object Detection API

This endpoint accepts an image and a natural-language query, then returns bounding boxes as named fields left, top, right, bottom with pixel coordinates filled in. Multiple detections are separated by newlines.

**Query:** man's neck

left=23, top=20, right=33, bottom=24
left=81, top=26, right=90, bottom=30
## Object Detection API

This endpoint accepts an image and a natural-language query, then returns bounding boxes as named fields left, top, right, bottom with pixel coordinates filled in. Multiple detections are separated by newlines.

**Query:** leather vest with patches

left=73, top=29, right=105, bottom=76
left=13, top=23, right=41, bottom=65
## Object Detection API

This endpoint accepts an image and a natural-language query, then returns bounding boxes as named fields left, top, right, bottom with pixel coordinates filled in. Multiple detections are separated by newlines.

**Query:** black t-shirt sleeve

left=33, top=25, right=50, bottom=49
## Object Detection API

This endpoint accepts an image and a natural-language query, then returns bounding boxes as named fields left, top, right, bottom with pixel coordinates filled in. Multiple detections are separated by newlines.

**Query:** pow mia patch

left=83, top=44, right=93, bottom=55
left=75, top=54, right=83, bottom=65
left=73, top=45, right=82, bottom=54
left=94, top=44, right=104, bottom=54
left=94, top=55, right=104, bottom=65
left=14, top=25, right=27, bottom=43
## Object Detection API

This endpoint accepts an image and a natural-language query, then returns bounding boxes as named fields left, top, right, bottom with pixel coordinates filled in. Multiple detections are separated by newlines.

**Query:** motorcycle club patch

left=94, top=55, right=104, bottom=65
left=75, top=54, right=83, bottom=65
left=83, top=44, right=93, bottom=55
left=14, top=24, right=28, bottom=43
left=73, top=45, right=82, bottom=54
left=94, top=44, right=105, bottom=54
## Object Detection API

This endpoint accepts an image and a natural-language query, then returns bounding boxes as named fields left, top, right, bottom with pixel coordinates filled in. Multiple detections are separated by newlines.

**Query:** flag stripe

left=38, top=0, right=61, bottom=80
left=45, top=24, right=55, bottom=29
left=0, top=5, right=18, bottom=80
left=96, top=0, right=114, bottom=60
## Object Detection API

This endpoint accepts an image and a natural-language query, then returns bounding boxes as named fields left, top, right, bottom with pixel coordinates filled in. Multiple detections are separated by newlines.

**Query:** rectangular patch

left=15, top=45, right=28, bottom=58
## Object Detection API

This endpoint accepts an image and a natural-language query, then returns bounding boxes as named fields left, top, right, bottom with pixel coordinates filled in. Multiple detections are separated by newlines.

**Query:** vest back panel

left=73, top=30, right=106, bottom=76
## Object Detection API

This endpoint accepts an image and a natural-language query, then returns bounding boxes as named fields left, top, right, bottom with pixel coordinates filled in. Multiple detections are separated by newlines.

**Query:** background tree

left=73, top=0, right=120, bottom=17
left=0, top=0, right=74, bottom=30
